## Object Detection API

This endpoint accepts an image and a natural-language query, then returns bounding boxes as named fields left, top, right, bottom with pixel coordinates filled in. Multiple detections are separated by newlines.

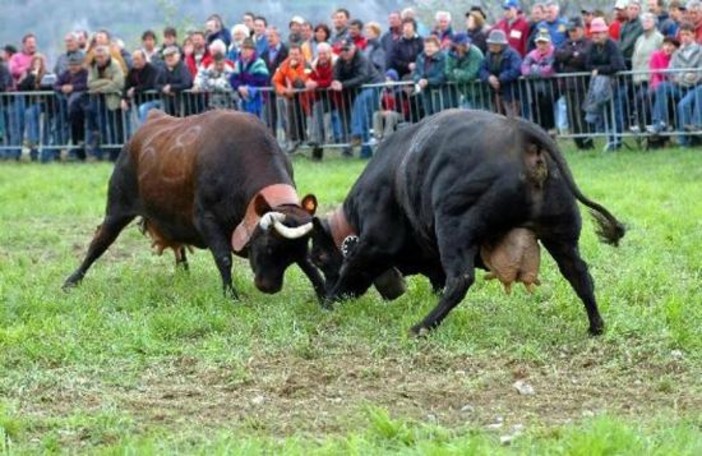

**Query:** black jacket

left=0, top=62, right=11, bottom=92
left=124, top=62, right=162, bottom=99
left=156, top=60, right=192, bottom=92
left=334, top=51, right=384, bottom=89
left=388, top=35, right=424, bottom=78
left=585, top=39, right=626, bottom=75
left=260, top=43, right=289, bottom=81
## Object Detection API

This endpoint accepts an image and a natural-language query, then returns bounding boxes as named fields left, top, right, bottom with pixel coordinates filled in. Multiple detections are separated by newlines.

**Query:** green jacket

left=87, top=57, right=125, bottom=110
left=445, top=45, right=484, bottom=97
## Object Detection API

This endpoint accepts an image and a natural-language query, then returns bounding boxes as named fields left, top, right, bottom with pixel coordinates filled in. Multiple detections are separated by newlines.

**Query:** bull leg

left=326, top=239, right=393, bottom=305
left=410, top=224, right=479, bottom=335
left=63, top=213, right=136, bottom=289
left=194, top=213, right=238, bottom=300
left=296, top=257, right=327, bottom=305
left=175, top=246, right=189, bottom=271
left=541, top=238, right=604, bottom=335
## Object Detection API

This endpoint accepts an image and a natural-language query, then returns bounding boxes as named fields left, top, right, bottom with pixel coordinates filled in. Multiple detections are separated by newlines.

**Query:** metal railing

left=1, top=67, right=701, bottom=161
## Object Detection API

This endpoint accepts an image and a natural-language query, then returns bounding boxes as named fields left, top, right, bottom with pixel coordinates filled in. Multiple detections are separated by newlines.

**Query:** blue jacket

left=479, top=46, right=523, bottom=101
left=413, top=52, right=447, bottom=87
left=536, top=18, right=568, bottom=47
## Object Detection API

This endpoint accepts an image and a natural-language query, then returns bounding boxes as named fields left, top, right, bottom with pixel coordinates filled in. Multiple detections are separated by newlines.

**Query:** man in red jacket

left=493, top=0, right=531, bottom=56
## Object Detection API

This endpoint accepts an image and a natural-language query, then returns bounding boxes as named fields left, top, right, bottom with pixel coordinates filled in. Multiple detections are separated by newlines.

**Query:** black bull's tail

left=519, top=119, right=626, bottom=246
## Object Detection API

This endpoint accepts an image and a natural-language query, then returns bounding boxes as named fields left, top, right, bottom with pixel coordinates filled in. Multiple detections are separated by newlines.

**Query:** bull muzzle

left=259, top=211, right=314, bottom=239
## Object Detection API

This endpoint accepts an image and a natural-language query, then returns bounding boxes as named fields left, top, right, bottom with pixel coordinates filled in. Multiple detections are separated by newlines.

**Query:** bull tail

left=519, top=119, right=626, bottom=247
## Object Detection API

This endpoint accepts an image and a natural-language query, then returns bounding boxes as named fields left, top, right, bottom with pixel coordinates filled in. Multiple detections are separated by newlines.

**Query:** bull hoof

left=409, top=324, right=431, bottom=338
left=62, top=274, right=83, bottom=291
left=588, top=323, right=605, bottom=336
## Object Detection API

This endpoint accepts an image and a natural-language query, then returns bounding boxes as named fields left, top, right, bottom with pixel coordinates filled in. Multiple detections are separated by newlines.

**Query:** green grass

left=1, top=144, right=701, bottom=454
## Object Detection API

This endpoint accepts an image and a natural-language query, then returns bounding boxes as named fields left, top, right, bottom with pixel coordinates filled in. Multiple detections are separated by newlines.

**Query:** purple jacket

left=54, top=68, right=88, bottom=93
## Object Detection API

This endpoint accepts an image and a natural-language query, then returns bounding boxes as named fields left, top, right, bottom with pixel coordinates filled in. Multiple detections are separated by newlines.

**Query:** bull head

left=259, top=211, right=314, bottom=239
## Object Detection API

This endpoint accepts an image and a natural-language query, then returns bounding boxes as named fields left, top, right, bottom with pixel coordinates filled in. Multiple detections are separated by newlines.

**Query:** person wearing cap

left=630, top=12, right=664, bottom=130
left=289, top=16, right=306, bottom=46
left=331, top=37, right=384, bottom=158
left=619, top=1, right=645, bottom=69
left=554, top=16, right=595, bottom=149
left=412, top=35, right=448, bottom=117
left=54, top=32, right=84, bottom=77
left=526, top=2, right=547, bottom=53
left=493, top=0, right=531, bottom=56
left=387, top=17, right=424, bottom=79
left=536, top=1, right=569, bottom=47
left=479, top=29, right=523, bottom=117
left=122, top=49, right=163, bottom=124
left=446, top=32, right=484, bottom=109
left=580, top=7, right=595, bottom=37
left=53, top=52, right=89, bottom=161
left=86, top=45, right=125, bottom=161
left=521, top=30, right=557, bottom=132
left=193, top=47, right=236, bottom=110
left=155, top=45, right=192, bottom=118
left=610, top=0, right=631, bottom=41
left=583, top=17, right=627, bottom=151
left=648, top=22, right=702, bottom=144
left=229, top=37, right=269, bottom=118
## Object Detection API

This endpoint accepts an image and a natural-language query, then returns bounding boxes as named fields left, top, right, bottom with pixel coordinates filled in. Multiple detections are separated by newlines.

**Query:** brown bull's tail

left=518, top=119, right=626, bottom=247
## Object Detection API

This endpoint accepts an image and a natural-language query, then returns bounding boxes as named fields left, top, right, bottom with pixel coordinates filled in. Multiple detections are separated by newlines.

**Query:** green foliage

left=0, top=145, right=701, bottom=453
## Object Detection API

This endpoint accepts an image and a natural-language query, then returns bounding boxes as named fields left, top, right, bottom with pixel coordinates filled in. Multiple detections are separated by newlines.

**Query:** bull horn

left=272, top=219, right=314, bottom=239
left=259, top=212, right=286, bottom=230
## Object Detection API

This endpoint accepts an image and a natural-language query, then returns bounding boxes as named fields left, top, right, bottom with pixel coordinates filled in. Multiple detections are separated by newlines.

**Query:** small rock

left=460, top=404, right=475, bottom=414
left=671, top=349, right=684, bottom=360
left=425, top=413, right=437, bottom=423
left=486, top=422, right=504, bottom=430
left=513, top=380, right=535, bottom=395
left=250, top=395, right=265, bottom=406
left=582, top=409, right=594, bottom=418
left=500, top=434, right=514, bottom=445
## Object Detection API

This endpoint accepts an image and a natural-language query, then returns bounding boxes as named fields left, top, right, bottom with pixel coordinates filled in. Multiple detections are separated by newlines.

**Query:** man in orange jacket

left=272, top=43, right=310, bottom=153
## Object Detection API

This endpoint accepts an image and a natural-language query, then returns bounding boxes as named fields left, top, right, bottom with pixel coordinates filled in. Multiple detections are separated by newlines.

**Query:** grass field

left=1, top=144, right=701, bottom=454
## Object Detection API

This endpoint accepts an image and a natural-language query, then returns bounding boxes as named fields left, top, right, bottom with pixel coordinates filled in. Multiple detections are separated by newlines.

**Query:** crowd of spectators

left=1, top=0, right=702, bottom=162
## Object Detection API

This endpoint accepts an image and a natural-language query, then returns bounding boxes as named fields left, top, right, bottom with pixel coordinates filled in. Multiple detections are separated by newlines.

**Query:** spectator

left=331, top=38, right=384, bottom=158
left=54, top=52, right=88, bottom=160
left=584, top=17, right=627, bottom=151
left=668, top=1, right=686, bottom=38
left=184, top=31, right=210, bottom=77
left=364, top=22, right=385, bottom=72
left=432, top=11, right=454, bottom=50
left=205, top=14, right=231, bottom=48
left=289, top=16, right=305, bottom=45
left=242, top=12, right=256, bottom=36
left=479, top=29, right=523, bottom=117
left=306, top=41, right=336, bottom=160
left=161, top=27, right=180, bottom=58
left=229, top=37, right=269, bottom=117
left=301, top=21, right=314, bottom=44
left=17, top=53, right=49, bottom=161
left=372, top=69, right=408, bottom=140
left=631, top=12, right=664, bottom=131
left=54, top=32, right=83, bottom=76
left=649, top=35, right=680, bottom=91
left=348, top=19, right=368, bottom=51
left=156, top=46, right=193, bottom=117
left=75, top=29, right=89, bottom=52
left=685, top=0, right=702, bottom=43
left=253, top=16, right=269, bottom=56
left=413, top=35, right=448, bottom=117
left=526, top=2, right=547, bottom=53
left=537, top=1, right=569, bottom=47
left=647, top=22, right=702, bottom=146
left=140, top=30, right=162, bottom=65
left=261, top=27, right=289, bottom=134
left=0, top=50, right=11, bottom=150
left=7, top=34, right=39, bottom=160
left=331, top=8, right=351, bottom=49
left=87, top=45, right=125, bottom=161
left=381, top=11, right=402, bottom=66
left=649, top=0, right=678, bottom=37
left=465, top=10, right=490, bottom=54
left=494, top=0, right=531, bottom=57
left=194, top=52, right=236, bottom=110
left=388, top=18, right=424, bottom=79
left=85, top=30, right=129, bottom=75
left=611, top=0, right=630, bottom=41
left=121, top=49, right=163, bottom=124
left=272, top=44, right=310, bottom=153
left=446, top=32, right=485, bottom=110
left=228, top=24, right=250, bottom=62
left=521, top=30, right=557, bottom=133
left=401, top=7, right=430, bottom=38
left=581, top=7, right=595, bottom=38
left=554, top=17, right=594, bottom=149
left=620, top=1, right=645, bottom=69
left=302, top=23, right=330, bottom=61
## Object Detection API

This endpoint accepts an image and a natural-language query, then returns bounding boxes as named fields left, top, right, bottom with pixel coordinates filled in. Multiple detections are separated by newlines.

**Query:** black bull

left=64, top=110, right=325, bottom=300
left=311, top=109, right=625, bottom=335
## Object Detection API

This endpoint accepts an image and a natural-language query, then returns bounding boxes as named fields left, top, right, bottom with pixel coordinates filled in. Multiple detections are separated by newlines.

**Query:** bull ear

left=253, top=193, right=272, bottom=216
left=301, top=194, right=318, bottom=215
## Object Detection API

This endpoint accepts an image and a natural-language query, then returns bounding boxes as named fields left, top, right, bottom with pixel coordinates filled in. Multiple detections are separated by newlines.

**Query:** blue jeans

left=350, top=87, right=380, bottom=142
left=137, top=100, right=162, bottom=124
left=5, top=96, right=26, bottom=159
left=677, top=85, right=702, bottom=146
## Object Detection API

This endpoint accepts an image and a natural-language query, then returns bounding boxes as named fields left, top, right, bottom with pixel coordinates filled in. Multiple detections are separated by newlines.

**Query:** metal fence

left=1, top=68, right=701, bottom=161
